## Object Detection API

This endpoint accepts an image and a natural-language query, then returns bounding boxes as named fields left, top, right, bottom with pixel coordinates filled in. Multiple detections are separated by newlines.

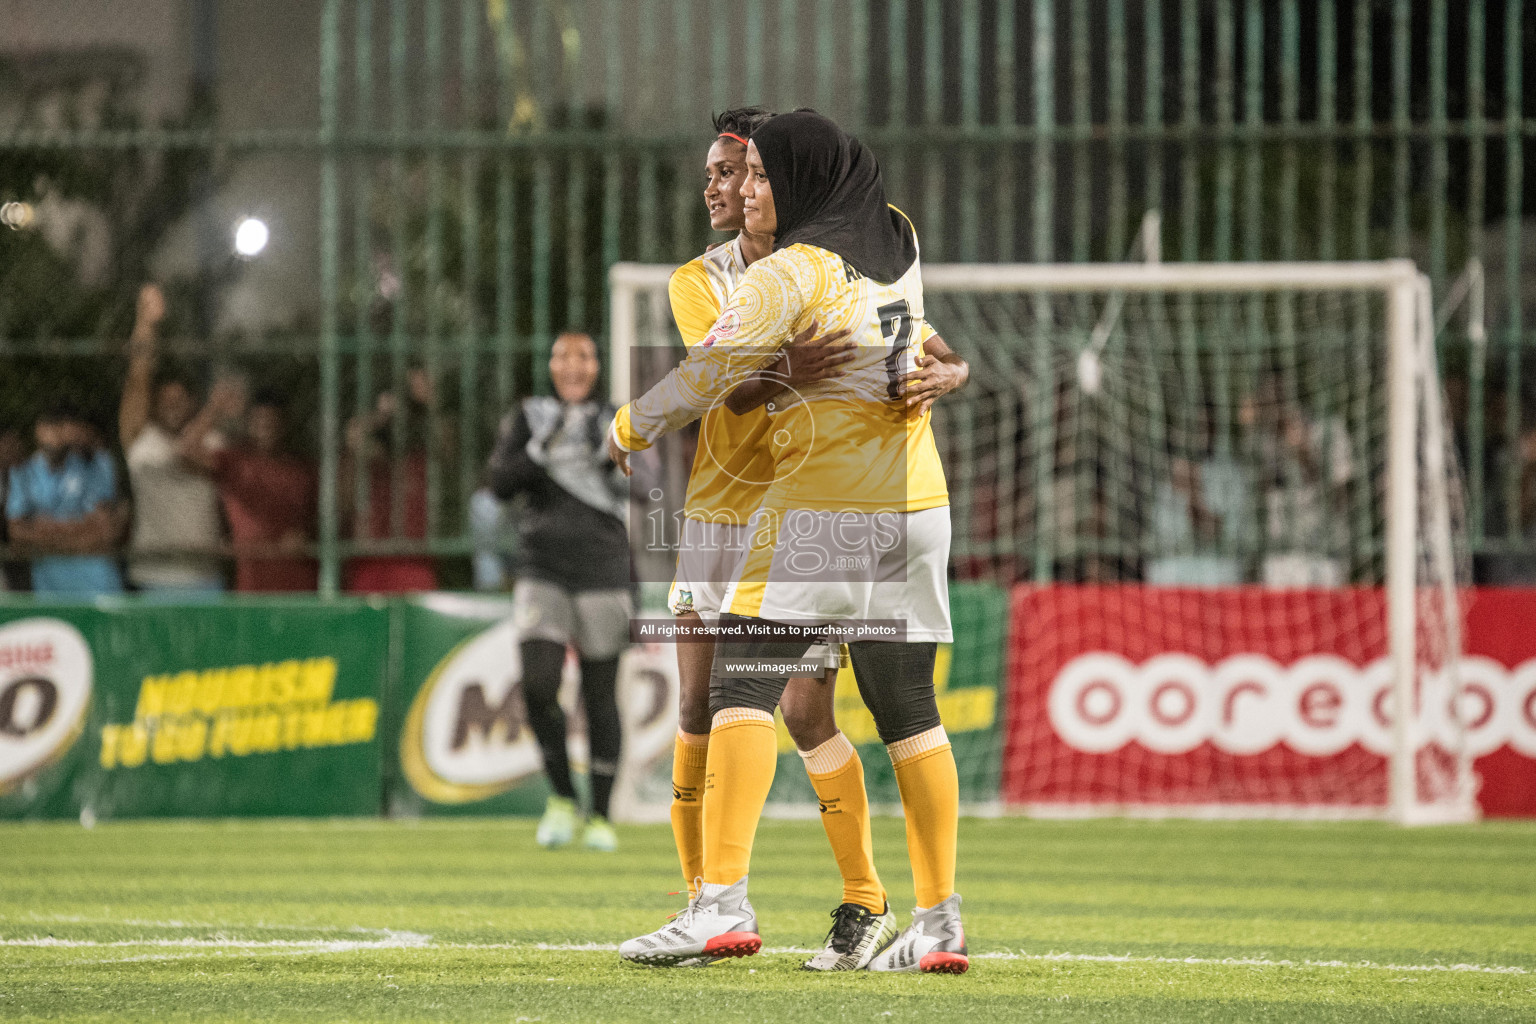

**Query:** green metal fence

left=2, top=0, right=1532, bottom=590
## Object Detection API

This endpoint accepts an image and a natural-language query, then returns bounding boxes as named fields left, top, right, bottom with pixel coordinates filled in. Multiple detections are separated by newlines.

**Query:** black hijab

left=750, top=110, right=917, bottom=286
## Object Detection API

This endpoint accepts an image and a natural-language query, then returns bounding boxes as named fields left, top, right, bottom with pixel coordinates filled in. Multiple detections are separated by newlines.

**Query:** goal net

left=608, top=260, right=1474, bottom=825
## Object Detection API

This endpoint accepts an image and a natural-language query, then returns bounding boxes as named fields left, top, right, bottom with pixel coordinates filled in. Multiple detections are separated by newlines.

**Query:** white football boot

left=619, top=876, right=761, bottom=967
left=534, top=795, right=577, bottom=848
left=801, top=901, right=900, bottom=971
left=865, top=893, right=969, bottom=974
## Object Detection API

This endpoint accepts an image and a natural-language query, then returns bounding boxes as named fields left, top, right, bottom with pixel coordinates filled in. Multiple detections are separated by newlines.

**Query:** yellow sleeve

left=668, top=262, right=722, bottom=347
left=621, top=252, right=811, bottom=449
left=614, top=263, right=719, bottom=450
left=611, top=404, right=640, bottom=451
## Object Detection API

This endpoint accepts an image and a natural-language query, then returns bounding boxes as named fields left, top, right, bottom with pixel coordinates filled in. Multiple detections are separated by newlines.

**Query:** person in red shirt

left=181, top=384, right=319, bottom=592
left=340, top=369, right=442, bottom=593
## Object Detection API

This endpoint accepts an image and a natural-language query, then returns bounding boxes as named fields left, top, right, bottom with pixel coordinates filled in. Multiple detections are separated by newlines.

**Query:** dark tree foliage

left=0, top=47, right=227, bottom=434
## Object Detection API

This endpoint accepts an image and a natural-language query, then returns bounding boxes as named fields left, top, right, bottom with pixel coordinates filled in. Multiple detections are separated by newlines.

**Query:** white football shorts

left=669, top=515, right=843, bottom=667
left=668, top=517, right=750, bottom=622
left=721, top=505, right=953, bottom=643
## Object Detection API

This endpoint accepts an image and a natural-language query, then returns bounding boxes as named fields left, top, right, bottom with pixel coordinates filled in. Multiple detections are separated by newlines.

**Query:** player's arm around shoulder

left=723, top=247, right=817, bottom=335
left=616, top=253, right=810, bottom=459
left=899, top=324, right=970, bottom=416
left=723, top=317, right=858, bottom=415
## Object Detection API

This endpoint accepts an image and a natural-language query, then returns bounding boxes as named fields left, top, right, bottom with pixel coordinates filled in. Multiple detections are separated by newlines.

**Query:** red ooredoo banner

left=1003, top=586, right=1536, bottom=816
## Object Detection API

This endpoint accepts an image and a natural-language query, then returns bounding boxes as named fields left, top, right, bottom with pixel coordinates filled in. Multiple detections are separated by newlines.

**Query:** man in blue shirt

left=5, top=406, right=124, bottom=596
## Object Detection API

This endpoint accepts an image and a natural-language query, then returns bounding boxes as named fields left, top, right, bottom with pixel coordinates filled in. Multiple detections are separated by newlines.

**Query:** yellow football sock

left=889, top=725, right=959, bottom=908
left=800, top=732, right=886, bottom=914
left=670, top=731, right=710, bottom=894
left=702, top=708, right=778, bottom=886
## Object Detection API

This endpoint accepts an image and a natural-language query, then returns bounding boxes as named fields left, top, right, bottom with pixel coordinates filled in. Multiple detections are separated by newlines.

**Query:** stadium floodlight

left=1, top=201, right=35, bottom=230
left=609, top=259, right=1474, bottom=826
left=233, top=217, right=269, bottom=257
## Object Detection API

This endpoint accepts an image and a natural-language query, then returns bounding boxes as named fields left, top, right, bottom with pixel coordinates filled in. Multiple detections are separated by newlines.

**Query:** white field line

left=971, top=950, right=1532, bottom=976
left=5, top=916, right=437, bottom=943
left=3, top=913, right=461, bottom=943
left=4, top=914, right=224, bottom=929
left=2, top=931, right=431, bottom=951
left=73, top=948, right=422, bottom=967
left=3, top=935, right=1529, bottom=976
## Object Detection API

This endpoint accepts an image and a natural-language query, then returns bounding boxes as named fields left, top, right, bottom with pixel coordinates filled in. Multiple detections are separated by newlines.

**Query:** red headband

left=718, top=131, right=749, bottom=147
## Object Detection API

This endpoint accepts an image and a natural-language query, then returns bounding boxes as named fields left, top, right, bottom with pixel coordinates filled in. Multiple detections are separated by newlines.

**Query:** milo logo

left=400, top=600, right=677, bottom=810
left=0, top=618, right=93, bottom=791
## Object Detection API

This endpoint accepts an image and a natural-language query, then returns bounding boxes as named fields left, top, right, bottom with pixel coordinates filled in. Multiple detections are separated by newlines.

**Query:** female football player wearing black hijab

left=749, top=110, right=918, bottom=283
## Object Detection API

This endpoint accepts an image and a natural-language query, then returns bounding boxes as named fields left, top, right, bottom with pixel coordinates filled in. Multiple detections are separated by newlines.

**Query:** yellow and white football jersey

left=668, top=237, right=775, bottom=526
left=617, top=240, right=948, bottom=516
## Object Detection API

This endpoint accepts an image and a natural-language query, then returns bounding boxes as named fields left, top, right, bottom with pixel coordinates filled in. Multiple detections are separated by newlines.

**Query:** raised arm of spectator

left=338, top=399, right=393, bottom=534
left=175, top=377, right=246, bottom=473
left=119, top=283, right=165, bottom=448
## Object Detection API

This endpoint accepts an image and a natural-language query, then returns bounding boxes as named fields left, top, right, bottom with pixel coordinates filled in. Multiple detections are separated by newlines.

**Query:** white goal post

left=608, top=259, right=1475, bottom=825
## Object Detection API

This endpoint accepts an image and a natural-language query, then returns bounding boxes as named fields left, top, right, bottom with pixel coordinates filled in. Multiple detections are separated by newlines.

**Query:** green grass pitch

left=2, top=816, right=1534, bottom=1022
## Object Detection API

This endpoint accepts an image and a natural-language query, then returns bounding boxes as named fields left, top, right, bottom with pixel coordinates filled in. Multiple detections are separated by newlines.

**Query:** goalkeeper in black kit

left=488, top=330, right=632, bottom=853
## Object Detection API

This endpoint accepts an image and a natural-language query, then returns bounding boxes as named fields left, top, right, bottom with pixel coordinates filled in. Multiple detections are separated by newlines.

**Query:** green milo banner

left=389, top=595, right=546, bottom=817
left=391, top=584, right=1008, bottom=820
left=0, top=599, right=388, bottom=820
left=390, top=594, right=681, bottom=820
left=0, top=584, right=1008, bottom=821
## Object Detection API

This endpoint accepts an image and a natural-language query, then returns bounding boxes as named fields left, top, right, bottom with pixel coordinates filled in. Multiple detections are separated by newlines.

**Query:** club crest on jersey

left=702, top=308, right=741, bottom=348
left=671, top=589, right=695, bottom=613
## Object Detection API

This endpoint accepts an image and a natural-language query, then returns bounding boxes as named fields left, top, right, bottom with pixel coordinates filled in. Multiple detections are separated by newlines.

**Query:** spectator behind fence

left=488, top=331, right=631, bottom=850
left=5, top=406, right=124, bottom=596
left=1243, top=378, right=1355, bottom=588
left=118, top=284, right=226, bottom=596
left=1045, top=380, right=1116, bottom=582
left=1146, top=411, right=1256, bottom=586
left=341, top=366, right=440, bottom=593
left=180, top=384, right=319, bottom=593
left=1480, top=420, right=1536, bottom=585
left=0, top=426, right=27, bottom=591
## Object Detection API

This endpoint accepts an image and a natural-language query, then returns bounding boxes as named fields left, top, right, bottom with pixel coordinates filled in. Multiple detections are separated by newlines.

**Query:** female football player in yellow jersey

left=612, top=111, right=969, bottom=974
left=664, top=108, right=898, bottom=971
left=659, top=108, right=970, bottom=972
